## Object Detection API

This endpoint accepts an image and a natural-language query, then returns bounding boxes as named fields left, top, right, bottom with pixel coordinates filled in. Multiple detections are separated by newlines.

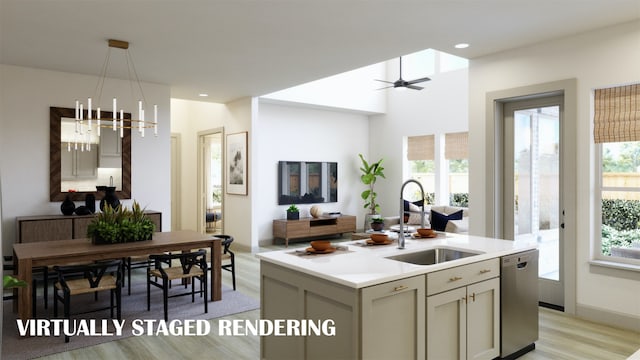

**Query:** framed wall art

left=226, top=131, right=248, bottom=195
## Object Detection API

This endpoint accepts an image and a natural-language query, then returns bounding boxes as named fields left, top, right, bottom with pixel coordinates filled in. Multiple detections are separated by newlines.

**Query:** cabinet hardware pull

left=393, top=285, right=408, bottom=292
left=479, top=269, right=491, bottom=274
left=449, top=276, right=463, bottom=282
left=461, top=296, right=467, bottom=303
left=470, top=293, right=476, bottom=302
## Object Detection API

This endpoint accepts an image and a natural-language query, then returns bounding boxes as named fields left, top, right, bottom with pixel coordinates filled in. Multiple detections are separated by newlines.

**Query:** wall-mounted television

left=278, top=161, right=337, bottom=205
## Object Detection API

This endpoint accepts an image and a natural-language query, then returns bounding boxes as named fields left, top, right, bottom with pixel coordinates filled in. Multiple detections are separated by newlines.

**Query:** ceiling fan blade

left=376, top=85, right=394, bottom=90
left=406, top=85, right=424, bottom=90
left=375, top=79, right=394, bottom=84
left=406, top=77, right=431, bottom=85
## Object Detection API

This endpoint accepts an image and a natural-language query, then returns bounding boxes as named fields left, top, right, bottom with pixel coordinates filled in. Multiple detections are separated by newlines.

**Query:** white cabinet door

left=467, top=277, right=500, bottom=360
left=61, top=148, right=98, bottom=180
left=426, top=286, right=467, bottom=360
left=362, top=275, right=425, bottom=360
left=99, top=128, right=122, bottom=168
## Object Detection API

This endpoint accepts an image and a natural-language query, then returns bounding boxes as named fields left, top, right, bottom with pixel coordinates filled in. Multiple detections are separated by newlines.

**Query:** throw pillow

left=431, top=209, right=463, bottom=231
left=407, top=203, right=424, bottom=225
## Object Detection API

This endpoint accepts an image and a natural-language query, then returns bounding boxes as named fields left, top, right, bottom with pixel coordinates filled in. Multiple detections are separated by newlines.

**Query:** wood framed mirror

left=50, top=106, right=131, bottom=201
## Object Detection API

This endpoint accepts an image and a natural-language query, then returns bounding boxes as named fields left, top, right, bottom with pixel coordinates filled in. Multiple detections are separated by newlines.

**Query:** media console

left=272, top=215, right=356, bottom=247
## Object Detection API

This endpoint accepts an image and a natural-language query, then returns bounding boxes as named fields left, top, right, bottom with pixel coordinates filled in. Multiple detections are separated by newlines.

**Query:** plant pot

left=287, top=211, right=300, bottom=220
left=371, top=222, right=384, bottom=231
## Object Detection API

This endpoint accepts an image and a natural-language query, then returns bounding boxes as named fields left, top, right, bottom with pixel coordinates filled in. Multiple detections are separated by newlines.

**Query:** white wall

left=170, top=97, right=254, bottom=250
left=468, top=21, right=640, bottom=322
left=262, top=63, right=386, bottom=114
left=170, top=98, right=229, bottom=231
left=369, top=67, right=469, bottom=217
left=0, top=65, right=171, bottom=254
left=254, top=101, right=369, bottom=247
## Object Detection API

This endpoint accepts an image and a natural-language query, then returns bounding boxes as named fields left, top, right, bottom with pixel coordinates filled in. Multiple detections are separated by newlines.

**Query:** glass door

left=504, top=96, right=564, bottom=309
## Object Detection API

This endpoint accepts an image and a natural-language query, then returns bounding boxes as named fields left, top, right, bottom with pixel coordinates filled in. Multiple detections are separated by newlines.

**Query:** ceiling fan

left=376, top=56, right=431, bottom=90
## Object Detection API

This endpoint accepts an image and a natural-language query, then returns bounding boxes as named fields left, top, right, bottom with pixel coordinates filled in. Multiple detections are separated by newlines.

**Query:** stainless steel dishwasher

left=501, top=249, right=539, bottom=359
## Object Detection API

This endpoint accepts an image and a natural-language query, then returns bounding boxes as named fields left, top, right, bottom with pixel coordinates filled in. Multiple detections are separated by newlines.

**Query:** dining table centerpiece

left=87, top=201, right=156, bottom=244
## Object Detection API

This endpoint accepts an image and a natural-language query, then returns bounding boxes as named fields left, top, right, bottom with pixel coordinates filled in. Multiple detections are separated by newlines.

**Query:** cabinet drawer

left=286, top=221, right=310, bottom=238
left=336, top=216, right=356, bottom=232
left=427, top=258, right=499, bottom=296
left=309, top=225, right=337, bottom=236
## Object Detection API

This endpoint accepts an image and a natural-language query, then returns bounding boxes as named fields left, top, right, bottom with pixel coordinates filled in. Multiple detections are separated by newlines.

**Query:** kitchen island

left=257, top=232, right=536, bottom=360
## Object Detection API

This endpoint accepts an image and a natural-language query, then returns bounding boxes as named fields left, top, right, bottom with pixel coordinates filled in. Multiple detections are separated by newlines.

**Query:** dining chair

left=218, top=235, right=236, bottom=290
left=53, top=259, right=123, bottom=342
left=147, top=250, right=208, bottom=321
left=123, top=255, right=152, bottom=295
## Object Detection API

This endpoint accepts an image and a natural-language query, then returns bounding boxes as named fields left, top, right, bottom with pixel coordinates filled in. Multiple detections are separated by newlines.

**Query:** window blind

left=407, top=135, right=434, bottom=160
left=594, top=84, right=640, bottom=143
left=445, top=132, right=468, bottom=160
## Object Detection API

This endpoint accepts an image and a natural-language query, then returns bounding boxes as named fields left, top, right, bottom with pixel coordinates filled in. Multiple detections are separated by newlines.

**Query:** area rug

left=2, top=282, right=259, bottom=360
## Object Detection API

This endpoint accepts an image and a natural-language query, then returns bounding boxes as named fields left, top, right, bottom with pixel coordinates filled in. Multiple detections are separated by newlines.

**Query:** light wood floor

left=33, top=241, right=640, bottom=360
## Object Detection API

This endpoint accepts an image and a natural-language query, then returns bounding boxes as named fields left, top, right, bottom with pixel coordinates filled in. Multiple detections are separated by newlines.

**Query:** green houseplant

left=370, top=217, right=385, bottom=231
left=87, top=201, right=156, bottom=244
left=3, top=275, right=27, bottom=289
left=286, top=204, right=300, bottom=220
left=359, top=154, right=385, bottom=215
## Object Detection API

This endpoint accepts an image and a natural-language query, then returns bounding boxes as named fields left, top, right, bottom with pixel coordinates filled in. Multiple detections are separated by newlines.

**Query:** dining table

left=12, top=230, right=222, bottom=320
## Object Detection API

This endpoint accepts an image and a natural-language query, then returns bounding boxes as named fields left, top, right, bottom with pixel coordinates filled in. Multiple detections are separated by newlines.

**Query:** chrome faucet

left=398, top=179, right=426, bottom=249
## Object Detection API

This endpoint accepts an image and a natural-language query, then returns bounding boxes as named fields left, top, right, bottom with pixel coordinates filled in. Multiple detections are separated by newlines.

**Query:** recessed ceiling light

left=199, top=93, right=209, bottom=97
left=454, top=43, right=469, bottom=49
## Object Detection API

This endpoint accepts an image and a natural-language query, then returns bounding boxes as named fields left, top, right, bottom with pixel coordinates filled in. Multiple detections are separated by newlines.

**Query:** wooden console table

left=16, top=211, right=162, bottom=243
left=273, top=215, right=356, bottom=247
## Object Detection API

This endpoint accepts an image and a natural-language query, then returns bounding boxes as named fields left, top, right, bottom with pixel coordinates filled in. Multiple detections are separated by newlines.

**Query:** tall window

left=406, top=132, right=469, bottom=206
left=445, top=132, right=469, bottom=207
left=406, top=135, right=435, bottom=202
left=594, top=84, right=640, bottom=264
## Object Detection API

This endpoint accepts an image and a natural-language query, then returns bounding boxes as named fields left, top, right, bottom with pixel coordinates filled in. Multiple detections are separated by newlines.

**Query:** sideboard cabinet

left=15, top=211, right=162, bottom=243
left=273, top=215, right=356, bottom=247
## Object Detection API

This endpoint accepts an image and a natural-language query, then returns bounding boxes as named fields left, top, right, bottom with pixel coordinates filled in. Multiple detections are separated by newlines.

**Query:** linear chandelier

left=70, top=39, right=158, bottom=152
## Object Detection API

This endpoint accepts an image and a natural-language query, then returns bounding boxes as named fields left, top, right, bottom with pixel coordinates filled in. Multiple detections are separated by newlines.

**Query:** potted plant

left=370, top=217, right=385, bottom=232
left=286, top=204, right=300, bottom=220
left=3, top=275, right=27, bottom=289
left=87, top=200, right=155, bottom=244
left=359, top=154, right=385, bottom=229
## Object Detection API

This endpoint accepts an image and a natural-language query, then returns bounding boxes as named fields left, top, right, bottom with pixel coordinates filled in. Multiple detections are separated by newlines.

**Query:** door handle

left=561, top=223, right=565, bottom=229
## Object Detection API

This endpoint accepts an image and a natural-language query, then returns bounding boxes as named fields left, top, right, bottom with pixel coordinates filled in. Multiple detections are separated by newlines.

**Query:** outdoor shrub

left=601, top=199, right=640, bottom=231
left=601, top=224, right=640, bottom=255
left=450, top=193, right=469, bottom=207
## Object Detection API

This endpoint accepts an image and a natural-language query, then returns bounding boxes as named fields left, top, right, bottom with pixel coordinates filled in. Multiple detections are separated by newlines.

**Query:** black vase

left=97, top=186, right=120, bottom=211
left=85, top=193, right=96, bottom=213
left=60, top=195, right=76, bottom=216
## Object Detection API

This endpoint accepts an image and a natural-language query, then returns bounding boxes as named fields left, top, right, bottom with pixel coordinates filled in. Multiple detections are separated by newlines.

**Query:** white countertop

left=256, top=232, right=537, bottom=288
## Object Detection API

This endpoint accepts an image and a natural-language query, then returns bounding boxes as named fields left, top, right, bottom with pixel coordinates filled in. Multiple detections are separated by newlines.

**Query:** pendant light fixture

left=70, top=39, right=158, bottom=152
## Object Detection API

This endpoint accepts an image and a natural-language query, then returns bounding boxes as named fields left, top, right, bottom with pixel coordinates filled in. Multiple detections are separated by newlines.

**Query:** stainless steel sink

left=386, top=247, right=481, bottom=265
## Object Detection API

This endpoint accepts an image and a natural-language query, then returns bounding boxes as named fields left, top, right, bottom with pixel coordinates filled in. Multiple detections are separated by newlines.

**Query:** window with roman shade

left=593, top=84, right=640, bottom=143
left=594, top=83, right=640, bottom=265
left=407, top=135, right=434, bottom=160
left=444, top=132, right=468, bottom=160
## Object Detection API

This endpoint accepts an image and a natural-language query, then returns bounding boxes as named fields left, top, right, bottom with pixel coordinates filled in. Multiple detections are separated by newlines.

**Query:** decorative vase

left=371, top=221, right=384, bottom=232
left=60, top=195, right=76, bottom=216
left=97, top=186, right=120, bottom=211
left=85, top=193, right=96, bottom=213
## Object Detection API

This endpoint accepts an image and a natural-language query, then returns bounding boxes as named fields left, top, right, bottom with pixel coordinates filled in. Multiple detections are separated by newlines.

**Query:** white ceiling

left=1, top=0, right=639, bottom=104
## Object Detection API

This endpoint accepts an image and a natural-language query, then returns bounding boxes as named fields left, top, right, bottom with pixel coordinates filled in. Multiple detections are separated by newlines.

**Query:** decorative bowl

left=310, top=240, right=331, bottom=251
left=417, top=228, right=435, bottom=237
left=370, top=233, right=389, bottom=243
